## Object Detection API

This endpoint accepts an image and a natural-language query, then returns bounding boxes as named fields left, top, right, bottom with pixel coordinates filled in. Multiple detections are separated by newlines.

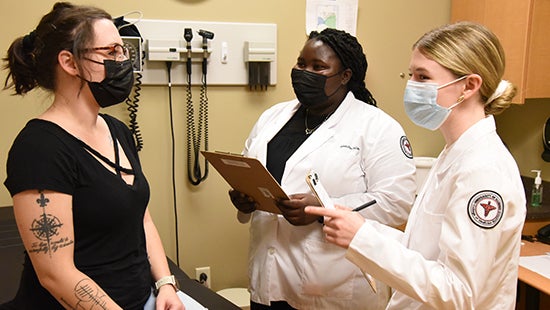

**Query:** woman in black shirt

left=1, top=2, right=183, bottom=309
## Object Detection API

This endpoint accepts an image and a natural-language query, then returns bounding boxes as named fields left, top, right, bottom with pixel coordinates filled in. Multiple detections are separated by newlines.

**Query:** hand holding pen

left=318, top=199, right=376, bottom=223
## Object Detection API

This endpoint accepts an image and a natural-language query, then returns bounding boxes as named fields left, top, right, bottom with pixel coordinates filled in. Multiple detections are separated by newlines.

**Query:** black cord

left=198, top=65, right=209, bottom=180
left=166, top=61, right=179, bottom=267
left=185, top=63, right=202, bottom=185
left=126, top=72, right=143, bottom=151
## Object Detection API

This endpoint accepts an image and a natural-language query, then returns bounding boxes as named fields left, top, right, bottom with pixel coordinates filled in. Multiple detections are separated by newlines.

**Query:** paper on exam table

left=179, top=291, right=209, bottom=310
left=519, top=254, right=550, bottom=279
left=143, top=290, right=208, bottom=310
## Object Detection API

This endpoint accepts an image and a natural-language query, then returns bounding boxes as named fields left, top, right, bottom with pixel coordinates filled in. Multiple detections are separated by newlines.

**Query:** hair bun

left=486, top=80, right=509, bottom=103
left=22, top=30, right=36, bottom=52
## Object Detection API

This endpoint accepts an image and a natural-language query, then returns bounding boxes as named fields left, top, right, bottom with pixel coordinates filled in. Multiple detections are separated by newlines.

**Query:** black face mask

left=84, top=59, right=134, bottom=108
left=291, top=68, right=341, bottom=107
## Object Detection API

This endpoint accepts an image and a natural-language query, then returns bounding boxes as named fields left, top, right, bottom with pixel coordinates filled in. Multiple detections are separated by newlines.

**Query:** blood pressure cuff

left=114, top=16, right=142, bottom=40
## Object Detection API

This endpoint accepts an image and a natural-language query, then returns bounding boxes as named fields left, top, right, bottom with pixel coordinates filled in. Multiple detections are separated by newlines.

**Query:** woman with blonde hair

left=306, top=21, right=526, bottom=309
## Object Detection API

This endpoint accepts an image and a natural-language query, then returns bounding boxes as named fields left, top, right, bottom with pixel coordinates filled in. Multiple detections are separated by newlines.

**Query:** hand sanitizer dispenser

left=531, top=169, right=543, bottom=207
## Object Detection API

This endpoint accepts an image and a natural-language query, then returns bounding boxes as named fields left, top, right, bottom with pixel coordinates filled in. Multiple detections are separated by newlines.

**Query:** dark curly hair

left=308, top=28, right=377, bottom=107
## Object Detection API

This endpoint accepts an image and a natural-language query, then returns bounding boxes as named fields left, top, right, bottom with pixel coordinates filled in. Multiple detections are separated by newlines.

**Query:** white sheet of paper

left=519, top=254, right=550, bottom=279
left=306, top=0, right=358, bottom=35
left=143, top=290, right=208, bottom=310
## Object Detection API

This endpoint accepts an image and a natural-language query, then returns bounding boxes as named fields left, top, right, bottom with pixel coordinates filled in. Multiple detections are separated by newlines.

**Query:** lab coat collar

left=437, top=115, right=497, bottom=172
left=282, top=92, right=356, bottom=178
left=250, top=102, right=301, bottom=165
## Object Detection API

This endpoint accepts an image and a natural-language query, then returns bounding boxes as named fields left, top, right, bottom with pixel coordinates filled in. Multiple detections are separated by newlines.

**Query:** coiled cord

left=197, top=74, right=209, bottom=179
left=185, top=71, right=210, bottom=185
left=126, top=72, right=144, bottom=151
left=185, top=72, right=201, bottom=185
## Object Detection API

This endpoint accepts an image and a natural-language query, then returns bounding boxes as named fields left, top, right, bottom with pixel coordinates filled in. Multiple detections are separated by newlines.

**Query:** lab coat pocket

left=320, top=144, right=363, bottom=191
left=301, top=238, right=356, bottom=299
left=418, top=193, right=446, bottom=232
left=411, top=203, right=445, bottom=260
left=419, top=186, right=448, bottom=216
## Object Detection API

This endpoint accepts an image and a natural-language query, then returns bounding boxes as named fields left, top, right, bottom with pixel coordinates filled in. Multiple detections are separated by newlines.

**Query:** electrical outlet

left=195, top=266, right=211, bottom=288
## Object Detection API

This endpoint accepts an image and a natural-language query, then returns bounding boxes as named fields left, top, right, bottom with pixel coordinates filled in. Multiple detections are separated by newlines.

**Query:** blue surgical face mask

left=403, top=75, right=467, bottom=131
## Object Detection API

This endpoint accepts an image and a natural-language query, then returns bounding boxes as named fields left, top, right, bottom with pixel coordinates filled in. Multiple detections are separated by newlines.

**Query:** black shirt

left=267, top=105, right=329, bottom=183
left=4, top=114, right=151, bottom=309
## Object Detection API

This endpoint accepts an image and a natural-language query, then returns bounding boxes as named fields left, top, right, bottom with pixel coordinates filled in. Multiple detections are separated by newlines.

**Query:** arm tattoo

left=28, top=190, right=74, bottom=257
left=58, top=279, right=109, bottom=309
left=74, top=279, right=108, bottom=309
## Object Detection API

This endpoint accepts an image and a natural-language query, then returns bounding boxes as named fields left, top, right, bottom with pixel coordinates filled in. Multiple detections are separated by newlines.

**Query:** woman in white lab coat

left=229, top=28, right=416, bottom=309
left=306, top=22, right=526, bottom=309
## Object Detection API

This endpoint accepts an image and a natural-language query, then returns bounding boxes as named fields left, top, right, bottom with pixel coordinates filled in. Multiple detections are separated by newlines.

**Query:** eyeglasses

left=81, top=43, right=129, bottom=61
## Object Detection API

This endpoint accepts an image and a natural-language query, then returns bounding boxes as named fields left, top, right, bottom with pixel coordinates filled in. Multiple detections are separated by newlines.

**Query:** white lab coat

left=241, top=92, right=416, bottom=309
left=346, top=116, right=526, bottom=309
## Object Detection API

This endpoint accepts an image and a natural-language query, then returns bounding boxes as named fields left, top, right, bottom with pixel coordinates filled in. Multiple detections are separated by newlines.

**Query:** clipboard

left=201, top=151, right=288, bottom=214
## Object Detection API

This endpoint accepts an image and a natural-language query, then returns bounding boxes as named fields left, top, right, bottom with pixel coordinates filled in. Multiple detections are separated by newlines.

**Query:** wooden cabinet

left=451, top=0, right=550, bottom=103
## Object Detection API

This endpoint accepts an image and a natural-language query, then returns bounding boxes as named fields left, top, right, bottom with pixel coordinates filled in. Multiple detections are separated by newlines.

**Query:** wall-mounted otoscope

left=197, top=29, right=214, bottom=75
left=184, top=28, right=193, bottom=76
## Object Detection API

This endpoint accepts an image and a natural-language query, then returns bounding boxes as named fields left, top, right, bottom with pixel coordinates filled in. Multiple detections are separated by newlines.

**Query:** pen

left=352, top=199, right=376, bottom=212
left=361, top=270, right=377, bottom=294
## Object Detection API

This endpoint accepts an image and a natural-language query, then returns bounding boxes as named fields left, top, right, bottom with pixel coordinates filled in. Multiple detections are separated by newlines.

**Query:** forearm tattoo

left=74, top=279, right=108, bottom=309
left=60, top=279, right=109, bottom=309
left=28, top=190, right=74, bottom=257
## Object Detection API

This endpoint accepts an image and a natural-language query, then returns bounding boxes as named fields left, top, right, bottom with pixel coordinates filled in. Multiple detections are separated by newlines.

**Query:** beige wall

left=4, top=0, right=519, bottom=292
left=496, top=98, right=550, bottom=180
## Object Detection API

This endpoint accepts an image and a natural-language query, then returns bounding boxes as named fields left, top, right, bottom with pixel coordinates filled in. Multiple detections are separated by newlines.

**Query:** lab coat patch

left=400, top=136, right=413, bottom=159
left=467, top=190, right=503, bottom=229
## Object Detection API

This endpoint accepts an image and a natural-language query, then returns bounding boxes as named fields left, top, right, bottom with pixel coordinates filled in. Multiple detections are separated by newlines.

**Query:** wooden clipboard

left=201, top=151, right=288, bottom=214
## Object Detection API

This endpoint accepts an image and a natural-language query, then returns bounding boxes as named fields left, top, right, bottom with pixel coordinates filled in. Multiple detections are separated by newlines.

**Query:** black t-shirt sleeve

left=4, top=122, right=78, bottom=197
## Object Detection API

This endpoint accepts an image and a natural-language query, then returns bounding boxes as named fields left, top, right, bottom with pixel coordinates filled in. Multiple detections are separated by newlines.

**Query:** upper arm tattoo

left=27, top=190, right=74, bottom=257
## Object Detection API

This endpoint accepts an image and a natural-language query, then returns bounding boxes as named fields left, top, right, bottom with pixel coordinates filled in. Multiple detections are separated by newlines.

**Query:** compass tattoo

left=28, top=190, right=73, bottom=257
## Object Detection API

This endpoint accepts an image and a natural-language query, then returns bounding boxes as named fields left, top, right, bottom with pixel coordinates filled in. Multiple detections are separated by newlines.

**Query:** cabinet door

left=526, top=0, right=550, bottom=99
left=451, top=0, right=533, bottom=103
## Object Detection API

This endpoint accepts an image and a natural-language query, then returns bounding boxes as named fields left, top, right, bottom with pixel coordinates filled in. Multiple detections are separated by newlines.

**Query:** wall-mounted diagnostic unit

left=126, top=19, right=277, bottom=87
